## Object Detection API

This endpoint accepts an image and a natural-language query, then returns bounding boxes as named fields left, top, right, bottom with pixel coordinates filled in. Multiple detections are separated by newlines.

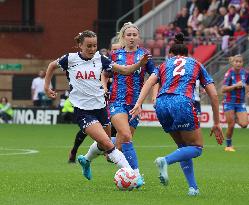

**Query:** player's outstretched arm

left=205, top=83, right=224, bottom=145
left=129, top=74, right=158, bottom=120
left=112, top=54, right=150, bottom=75
left=44, top=60, right=58, bottom=99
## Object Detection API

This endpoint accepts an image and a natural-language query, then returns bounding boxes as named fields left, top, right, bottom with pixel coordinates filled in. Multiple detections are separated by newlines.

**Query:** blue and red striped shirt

left=109, top=47, right=156, bottom=105
left=223, top=68, right=249, bottom=103
left=154, top=56, right=213, bottom=100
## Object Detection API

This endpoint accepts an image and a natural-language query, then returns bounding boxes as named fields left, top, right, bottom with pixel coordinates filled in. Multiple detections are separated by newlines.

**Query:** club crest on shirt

left=118, top=54, right=123, bottom=60
left=136, top=54, right=140, bottom=61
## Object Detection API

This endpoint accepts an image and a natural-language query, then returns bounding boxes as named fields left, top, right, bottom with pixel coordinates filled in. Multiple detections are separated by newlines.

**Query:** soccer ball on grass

left=114, top=168, right=138, bottom=191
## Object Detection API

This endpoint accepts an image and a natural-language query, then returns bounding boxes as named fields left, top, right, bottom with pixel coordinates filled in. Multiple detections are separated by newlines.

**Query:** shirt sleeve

left=152, top=66, right=160, bottom=78
left=57, top=54, right=69, bottom=71
left=199, top=63, right=214, bottom=87
left=146, top=59, right=157, bottom=75
left=152, top=64, right=163, bottom=83
left=101, top=55, right=114, bottom=72
left=31, top=79, right=35, bottom=90
left=223, top=70, right=232, bottom=86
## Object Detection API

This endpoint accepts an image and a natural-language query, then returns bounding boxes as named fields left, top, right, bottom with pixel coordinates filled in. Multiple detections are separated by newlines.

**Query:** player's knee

left=118, top=131, right=132, bottom=143
left=239, top=123, right=248, bottom=128
left=228, top=122, right=235, bottom=129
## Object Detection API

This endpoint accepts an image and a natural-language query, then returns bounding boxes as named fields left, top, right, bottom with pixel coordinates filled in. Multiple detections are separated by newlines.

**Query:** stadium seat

left=186, top=43, right=194, bottom=54
left=192, top=44, right=217, bottom=63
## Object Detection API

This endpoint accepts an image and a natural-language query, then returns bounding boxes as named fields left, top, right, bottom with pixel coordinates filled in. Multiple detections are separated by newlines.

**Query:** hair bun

left=174, top=33, right=184, bottom=44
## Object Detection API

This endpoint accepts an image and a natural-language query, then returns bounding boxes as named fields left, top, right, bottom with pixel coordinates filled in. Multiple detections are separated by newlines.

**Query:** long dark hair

left=74, top=30, right=97, bottom=44
left=169, top=33, right=188, bottom=56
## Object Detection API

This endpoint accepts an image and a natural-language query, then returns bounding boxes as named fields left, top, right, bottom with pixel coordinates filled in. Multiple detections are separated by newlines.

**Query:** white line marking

left=0, top=148, right=39, bottom=156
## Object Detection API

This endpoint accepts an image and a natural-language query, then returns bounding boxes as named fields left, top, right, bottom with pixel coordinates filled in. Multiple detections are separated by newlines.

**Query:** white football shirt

left=57, top=51, right=113, bottom=110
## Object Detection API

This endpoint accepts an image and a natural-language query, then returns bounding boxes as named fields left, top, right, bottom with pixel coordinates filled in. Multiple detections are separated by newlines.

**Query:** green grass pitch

left=0, top=124, right=249, bottom=205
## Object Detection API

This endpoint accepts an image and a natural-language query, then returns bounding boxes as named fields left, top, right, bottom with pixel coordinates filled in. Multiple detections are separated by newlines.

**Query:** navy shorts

left=74, top=107, right=110, bottom=133
left=194, top=101, right=201, bottom=117
left=109, top=103, right=139, bottom=128
left=223, top=102, right=247, bottom=113
left=155, top=94, right=199, bottom=133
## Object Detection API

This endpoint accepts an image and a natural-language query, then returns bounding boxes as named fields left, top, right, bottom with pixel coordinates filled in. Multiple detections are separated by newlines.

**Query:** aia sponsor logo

left=76, top=70, right=96, bottom=79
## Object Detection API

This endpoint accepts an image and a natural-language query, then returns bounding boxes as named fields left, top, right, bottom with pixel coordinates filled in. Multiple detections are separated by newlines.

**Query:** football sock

left=121, top=142, right=139, bottom=171
left=180, top=159, right=198, bottom=190
left=226, top=138, right=232, bottom=147
left=71, top=130, right=87, bottom=154
left=107, top=148, right=131, bottom=169
left=84, top=141, right=103, bottom=161
left=165, top=146, right=202, bottom=165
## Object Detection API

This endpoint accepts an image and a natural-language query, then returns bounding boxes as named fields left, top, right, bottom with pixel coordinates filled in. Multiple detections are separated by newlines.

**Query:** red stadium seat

left=186, top=43, right=194, bottom=54
left=192, top=44, right=217, bottom=63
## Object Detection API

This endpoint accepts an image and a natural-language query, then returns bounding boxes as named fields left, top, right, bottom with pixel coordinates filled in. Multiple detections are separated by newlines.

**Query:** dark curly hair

left=169, top=33, right=188, bottom=56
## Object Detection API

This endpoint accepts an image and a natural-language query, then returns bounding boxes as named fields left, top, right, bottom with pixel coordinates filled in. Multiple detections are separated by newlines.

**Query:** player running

left=130, top=33, right=224, bottom=196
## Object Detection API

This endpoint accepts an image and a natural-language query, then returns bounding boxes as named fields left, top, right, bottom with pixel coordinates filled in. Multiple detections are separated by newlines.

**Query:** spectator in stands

left=164, top=22, right=178, bottom=40
left=223, top=5, right=240, bottom=35
left=233, top=23, right=247, bottom=53
left=220, top=28, right=232, bottom=54
left=61, top=97, right=74, bottom=123
left=186, top=26, right=195, bottom=41
left=186, top=0, right=198, bottom=15
left=187, top=7, right=204, bottom=31
left=186, top=0, right=210, bottom=14
left=31, top=69, right=52, bottom=107
left=203, top=7, right=227, bottom=40
left=58, top=90, right=69, bottom=109
left=222, top=54, right=249, bottom=152
left=174, top=7, right=189, bottom=35
left=238, top=0, right=249, bottom=32
left=208, top=0, right=220, bottom=12
left=233, top=22, right=247, bottom=39
left=202, top=8, right=220, bottom=29
left=229, top=0, right=242, bottom=11
left=216, top=6, right=228, bottom=27
left=0, top=97, right=13, bottom=124
left=218, top=0, right=230, bottom=10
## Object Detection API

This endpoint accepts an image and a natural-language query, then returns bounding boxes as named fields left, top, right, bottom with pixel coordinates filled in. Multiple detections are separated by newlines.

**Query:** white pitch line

left=0, top=148, right=39, bottom=156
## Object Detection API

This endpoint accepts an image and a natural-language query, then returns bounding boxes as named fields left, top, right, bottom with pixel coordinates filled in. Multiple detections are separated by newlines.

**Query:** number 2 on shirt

left=173, top=58, right=186, bottom=76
